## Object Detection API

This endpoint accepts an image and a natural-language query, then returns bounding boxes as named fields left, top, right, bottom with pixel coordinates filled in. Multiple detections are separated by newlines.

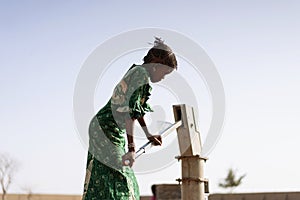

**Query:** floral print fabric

left=82, top=65, right=152, bottom=200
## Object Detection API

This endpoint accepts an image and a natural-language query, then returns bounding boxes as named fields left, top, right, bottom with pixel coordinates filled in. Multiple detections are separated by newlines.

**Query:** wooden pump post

left=173, top=104, right=208, bottom=200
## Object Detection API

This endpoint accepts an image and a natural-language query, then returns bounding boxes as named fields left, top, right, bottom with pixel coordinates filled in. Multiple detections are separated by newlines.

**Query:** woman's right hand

left=122, top=151, right=135, bottom=167
left=147, top=135, right=162, bottom=146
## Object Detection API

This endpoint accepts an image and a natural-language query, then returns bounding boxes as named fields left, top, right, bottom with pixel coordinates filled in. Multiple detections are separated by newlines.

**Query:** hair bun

left=153, top=37, right=165, bottom=47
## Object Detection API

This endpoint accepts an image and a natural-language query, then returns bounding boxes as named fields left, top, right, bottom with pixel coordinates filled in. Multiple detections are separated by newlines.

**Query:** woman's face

left=150, top=64, right=174, bottom=83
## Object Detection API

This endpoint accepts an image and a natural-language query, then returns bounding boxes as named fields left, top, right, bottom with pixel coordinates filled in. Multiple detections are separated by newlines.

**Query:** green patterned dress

left=82, top=65, right=153, bottom=200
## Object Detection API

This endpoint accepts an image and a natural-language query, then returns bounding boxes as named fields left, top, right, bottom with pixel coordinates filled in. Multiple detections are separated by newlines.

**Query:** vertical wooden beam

left=173, top=104, right=207, bottom=200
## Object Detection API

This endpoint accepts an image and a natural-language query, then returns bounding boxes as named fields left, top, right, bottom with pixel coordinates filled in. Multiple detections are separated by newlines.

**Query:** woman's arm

left=137, top=117, right=151, bottom=138
left=125, top=117, right=136, bottom=152
left=122, top=117, right=136, bottom=167
left=137, top=117, right=162, bottom=146
left=123, top=116, right=162, bottom=167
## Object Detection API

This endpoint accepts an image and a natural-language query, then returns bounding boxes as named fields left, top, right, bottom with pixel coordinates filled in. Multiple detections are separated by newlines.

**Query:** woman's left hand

left=147, top=135, right=162, bottom=146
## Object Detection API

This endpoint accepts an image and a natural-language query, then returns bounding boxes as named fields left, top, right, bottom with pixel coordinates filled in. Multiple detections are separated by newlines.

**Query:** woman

left=82, top=38, right=178, bottom=200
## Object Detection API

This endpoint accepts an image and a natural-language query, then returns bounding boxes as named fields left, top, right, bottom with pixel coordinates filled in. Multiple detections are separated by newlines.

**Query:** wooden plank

left=173, top=104, right=205, bottom=200
left=156, top=184, right=181, bottom=200
left=173, top=105, right=202, bottom=156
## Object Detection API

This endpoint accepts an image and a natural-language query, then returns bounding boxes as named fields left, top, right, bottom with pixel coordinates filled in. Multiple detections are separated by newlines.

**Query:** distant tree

left=218, top=168, right=246, bottom=192
left=0, top=154, right=18, bottom=200
left=21, top=186, right=34, bottom=200
left=285, top=194, right=289, bottom=200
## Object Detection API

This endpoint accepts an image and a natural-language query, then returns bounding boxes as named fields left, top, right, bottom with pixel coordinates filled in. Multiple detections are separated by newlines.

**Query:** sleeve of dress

left=129, top=83, right=153, bottom=119
left=111, top=66, right=153, bottom=119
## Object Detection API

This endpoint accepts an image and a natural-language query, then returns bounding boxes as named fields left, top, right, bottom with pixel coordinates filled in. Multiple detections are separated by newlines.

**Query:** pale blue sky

left=1, top=0, right=300, bottom=195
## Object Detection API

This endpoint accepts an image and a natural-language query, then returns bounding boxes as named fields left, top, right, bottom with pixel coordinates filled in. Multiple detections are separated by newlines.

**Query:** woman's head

left=143, top=37, right=177, bottom=69
left=143, top=37, right=177, bottom=83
